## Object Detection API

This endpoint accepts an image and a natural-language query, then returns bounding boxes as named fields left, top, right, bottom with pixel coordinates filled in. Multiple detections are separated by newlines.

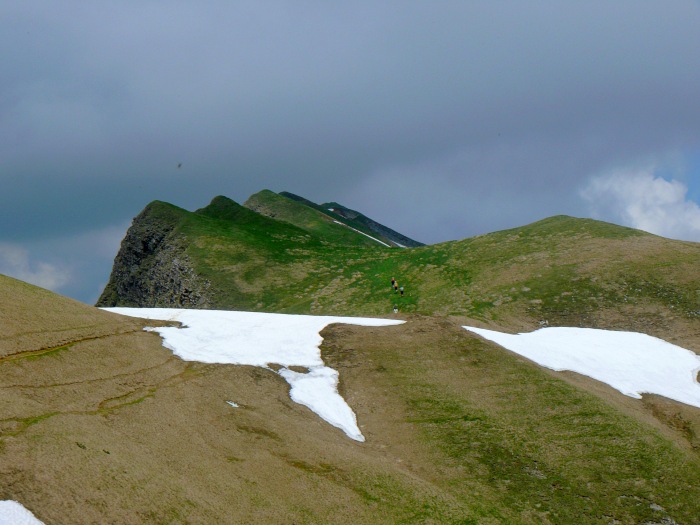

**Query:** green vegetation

left=403, top=355, right=699, bottom=523
left=321, top=318, right=700, bottom=524
left=244, top=190, right=389, bottom=247
left=1, top=343, right=74, bottom=362
left=111, top=193, right=698, bottom=329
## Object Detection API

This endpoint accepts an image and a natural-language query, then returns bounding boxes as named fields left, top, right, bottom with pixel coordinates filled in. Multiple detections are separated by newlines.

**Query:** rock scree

left=96, top=203, right=212, bottom=308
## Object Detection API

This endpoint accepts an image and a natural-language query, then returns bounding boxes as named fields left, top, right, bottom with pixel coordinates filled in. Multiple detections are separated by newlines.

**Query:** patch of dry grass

left=0, top=275, right=149, bottom=358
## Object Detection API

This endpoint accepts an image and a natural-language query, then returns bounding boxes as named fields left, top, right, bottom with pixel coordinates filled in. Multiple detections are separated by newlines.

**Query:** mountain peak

left=194, top=195, right=247, bottom=221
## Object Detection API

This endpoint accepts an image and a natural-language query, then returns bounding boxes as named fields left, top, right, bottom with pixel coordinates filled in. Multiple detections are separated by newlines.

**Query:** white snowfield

left=0, top=501, right=44, bottom=525
left=464, top=326, right=700, bottom=408
left=104, top=308, right=403, bottom=441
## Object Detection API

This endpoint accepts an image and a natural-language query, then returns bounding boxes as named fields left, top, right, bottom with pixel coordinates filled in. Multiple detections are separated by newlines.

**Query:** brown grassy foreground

left=2, top=274, right=700, bottom=523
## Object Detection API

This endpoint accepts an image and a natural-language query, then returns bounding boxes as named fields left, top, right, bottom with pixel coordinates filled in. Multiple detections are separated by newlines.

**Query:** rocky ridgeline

left=96, top=204, right=211, bottom=308
left=323, top=201, right=424, bottom=248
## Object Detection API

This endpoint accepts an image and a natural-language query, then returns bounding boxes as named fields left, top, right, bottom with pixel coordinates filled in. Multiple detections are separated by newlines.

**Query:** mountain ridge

left=97, top=194, right=699, bottom=341
left=321, top=200, right=424, bottom=247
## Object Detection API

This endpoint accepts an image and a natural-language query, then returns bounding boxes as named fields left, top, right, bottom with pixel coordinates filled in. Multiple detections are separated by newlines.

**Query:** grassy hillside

left=321, top=199, right=424, bottom=247
left=101, top=197, right=699, bottom=344
left=184, top=195, right=390, bottom=309
left=243, top=190, right=387, bottom=247
left=7, top=192, right=700, bottom=523
left=324, top=318, right=700, bottom=524
left=4, top=276, right=700, bottom=524
left=0, top=274, right=148, bottom=358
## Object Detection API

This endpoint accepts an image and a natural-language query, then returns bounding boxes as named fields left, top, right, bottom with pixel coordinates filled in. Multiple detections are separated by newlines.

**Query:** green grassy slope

left=155, top=205, right=698, bottom=332
left=324, top=318, right=700, bottom=524
left=243, top=190, right=386, bottom=247
left=322, top=200, right=424, bottom=247
left=277, top=190, right=402, bottom=245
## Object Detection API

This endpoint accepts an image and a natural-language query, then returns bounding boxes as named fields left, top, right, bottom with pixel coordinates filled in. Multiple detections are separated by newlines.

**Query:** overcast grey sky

left=2, top=1, right=700, bottom=303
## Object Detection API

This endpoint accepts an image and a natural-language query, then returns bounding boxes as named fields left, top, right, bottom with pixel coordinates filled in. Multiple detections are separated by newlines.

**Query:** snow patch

left=332, top=220, right=390, bottom=247
left=104, top=308, right=403, bottom=441
left=279, top=366, right=364, bottom=441
left=464, top=326, right=700, bottom=408
left=0, top=501, right=45, bottom=525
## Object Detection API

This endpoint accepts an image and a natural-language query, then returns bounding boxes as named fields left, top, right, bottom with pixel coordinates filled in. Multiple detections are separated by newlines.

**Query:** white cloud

left=581, top=167, right=700, bottom=241
left=0, top=223, right=126, bottom=298
left=0, top=243, right=71, bottom=291
left=51, top=223, right=128, bottom=259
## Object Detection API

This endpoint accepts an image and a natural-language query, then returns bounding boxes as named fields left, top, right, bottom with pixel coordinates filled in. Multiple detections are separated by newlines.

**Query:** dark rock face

left=96, top=206, right=211, bottom=308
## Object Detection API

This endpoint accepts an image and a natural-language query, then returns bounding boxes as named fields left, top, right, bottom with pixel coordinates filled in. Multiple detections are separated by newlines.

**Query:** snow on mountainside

left=279, top=191, right=424, bottom=247
left=321, top=200, right=424, bottom=248
left=6, top=264, right=700, bottom=523
left=332, top=220, right=391, bottom=247
left=104, top=308, right=403, bottom=441
left=105, top=307, right=700, bottom=439
left=0, top=501, right=44, bottom=525
left=465, top=326, right=700, bottom=408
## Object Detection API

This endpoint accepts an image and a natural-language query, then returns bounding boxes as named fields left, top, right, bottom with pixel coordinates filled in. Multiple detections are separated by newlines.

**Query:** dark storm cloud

left=1, top=1, right=699, bottom=301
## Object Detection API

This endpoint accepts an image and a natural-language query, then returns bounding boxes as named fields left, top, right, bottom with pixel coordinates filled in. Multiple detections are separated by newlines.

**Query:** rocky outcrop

left=96, top=203, right=212, bottom=308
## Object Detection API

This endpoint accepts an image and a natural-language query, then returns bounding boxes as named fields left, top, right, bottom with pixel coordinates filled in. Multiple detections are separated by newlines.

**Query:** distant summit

left=277, top=191, right=424, bottom=248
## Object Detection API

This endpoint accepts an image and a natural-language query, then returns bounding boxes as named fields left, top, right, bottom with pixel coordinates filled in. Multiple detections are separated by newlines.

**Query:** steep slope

left=97, top=195, right=338, bottom=308
left=0, top=273, right=148, bottom=357
left=99, top=193, right=405, bottom=310
left=322, top=200, right=424, bottom=247
left=97, top=200, right=212, bottom=308
left=243, top=190, right=386, bottom=247
left=279, top=190, right=423, bottom=247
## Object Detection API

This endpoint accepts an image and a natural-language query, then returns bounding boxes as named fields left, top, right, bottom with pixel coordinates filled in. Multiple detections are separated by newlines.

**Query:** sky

left=2, top=1, right=700, bottom=304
